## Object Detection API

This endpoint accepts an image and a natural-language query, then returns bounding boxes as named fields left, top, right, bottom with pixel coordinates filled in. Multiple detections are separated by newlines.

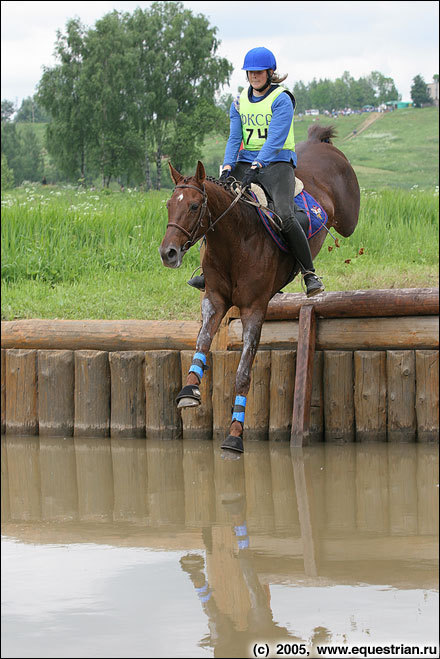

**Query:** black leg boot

left=282, top=216, right=325, bottom=297
left=187, top=274, right=205, bottom=291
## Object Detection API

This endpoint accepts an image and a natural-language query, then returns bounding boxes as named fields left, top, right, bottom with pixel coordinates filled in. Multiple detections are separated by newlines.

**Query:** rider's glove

left=241, top=166, right=260, bottom=189
left=219, top=168, right=231, bottom=182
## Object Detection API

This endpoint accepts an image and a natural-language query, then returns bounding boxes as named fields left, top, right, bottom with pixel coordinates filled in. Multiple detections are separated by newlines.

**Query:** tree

left=1, top=152, right=14, bottom=188
left=368, top=71, right=399, bottom=104
left=411, top=74, right=431, bottom=107
left=1, top=99, right=16, bottom=122
left=14, top=96, right=51, bottom=123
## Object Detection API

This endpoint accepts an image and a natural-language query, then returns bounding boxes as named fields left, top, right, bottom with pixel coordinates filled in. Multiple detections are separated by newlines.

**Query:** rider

left=188, top=46, right=324, bottom=298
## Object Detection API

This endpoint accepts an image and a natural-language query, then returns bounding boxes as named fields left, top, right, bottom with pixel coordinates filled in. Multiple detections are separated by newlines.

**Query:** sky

left=1, top=0, right=439, bottom=110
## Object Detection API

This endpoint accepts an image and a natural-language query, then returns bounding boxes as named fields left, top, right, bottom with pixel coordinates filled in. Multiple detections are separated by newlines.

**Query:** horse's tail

left=307, top=124, right=337, bottom=144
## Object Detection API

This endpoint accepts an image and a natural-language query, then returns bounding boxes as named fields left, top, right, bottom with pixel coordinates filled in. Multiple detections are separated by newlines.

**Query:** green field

left=2, top=107, right=438, bottom=320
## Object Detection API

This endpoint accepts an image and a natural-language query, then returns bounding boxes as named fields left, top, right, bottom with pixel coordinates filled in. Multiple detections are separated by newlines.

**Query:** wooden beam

left=291, top=305, right=316, bottom=446
left=266, top=288, right=439, bottom=320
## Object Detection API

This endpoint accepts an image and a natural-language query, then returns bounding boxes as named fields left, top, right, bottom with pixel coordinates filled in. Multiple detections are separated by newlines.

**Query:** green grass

left=1, top=184, right=438, bottom=320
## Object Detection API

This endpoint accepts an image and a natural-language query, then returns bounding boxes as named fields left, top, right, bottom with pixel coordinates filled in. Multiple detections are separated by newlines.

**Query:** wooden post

left=6, top=349, right=38, bottom=435
left=244, top=350, right=271, bottom=440
left=212, top=351, right=241, bottom=440
left=144, top=350, right=182, bottom=440
left=180, top=351, right=213, bottom=440
left=109, top=351, right=146, bottom=438
left=38, top=350, right=74, bottom=436
left=354, top=351, right=387, bottom=441
left=415, top=350, right=439, bottom=442
left=291, top=304, right=316, bottom=447
left=269, top=350, right=296, bottom=441
left=74, top=350, right=110, bottom=437
left=309, top=351, right=324, bottom=443
left=386, top=350, right=416, bottom=442
left=323, top=351, right=355, bottom=443
left=1, top=349, right=5, bottom=434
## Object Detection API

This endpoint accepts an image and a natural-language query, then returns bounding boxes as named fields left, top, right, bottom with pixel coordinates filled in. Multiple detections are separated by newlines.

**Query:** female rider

left=188, top=46, right=324, bottom=298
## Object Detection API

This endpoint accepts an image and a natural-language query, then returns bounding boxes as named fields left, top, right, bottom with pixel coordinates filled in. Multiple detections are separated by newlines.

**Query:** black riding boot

left=187, top=274, right=205, bottom=291
left=282, top=214, right=324, bottom=297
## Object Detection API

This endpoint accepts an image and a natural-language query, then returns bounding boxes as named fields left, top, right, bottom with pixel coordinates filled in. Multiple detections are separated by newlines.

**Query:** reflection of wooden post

left=6, top=436, right=41, bottom=521
left=1, top=440, right=10, bottom=522
left=388, top=443, right=417, bottom=535
left=180, top=351, right=213, bottom=439
left=324, top=444, right=356, bottom=533
left=291, top=305, right=316, bottom=447
left=356, top=444, right=389, bottom=534
left=145, top=351, right=182, bottom=440
left=354, top=351, right=387, bottom=441
left=323, top=351, right=354, bottom=443
left=109, top=351, right=145, bottom=438
left=244, top=350, right=271, bottom=440
left=146, top=440, right=184, bottom=526
left=39, top=437, right=78, bottom=520
left=415, top=350, right=439, bottom=442
left=386, top=350, right=416, bottom=442
left=269, top=350, right=296, bottom=441
left=417, top=445, right=439, bottom=535
left=183, top=440, right=215, bottom=527
left=38, top=350, right=74, bottom=436
left=111, top=438, right=148, bottom=523
left=75, top=437, right=114, bottom=521
left=213, top=443, right=246, bottom=524
left=269, top=442, right=299, bottom=534
left=244, top=442, right=274, bottom=533
left=291, top=447, right=319, bottom=576
left=6, top=349, right=38, bottom=435
left=74, top=351, right=110, bottom=437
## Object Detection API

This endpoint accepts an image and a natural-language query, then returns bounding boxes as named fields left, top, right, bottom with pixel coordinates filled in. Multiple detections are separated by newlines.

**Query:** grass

left=1, top=183, right=438, bottom=320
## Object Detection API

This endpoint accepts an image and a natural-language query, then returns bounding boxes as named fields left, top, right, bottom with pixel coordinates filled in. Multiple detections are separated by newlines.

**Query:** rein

left=166, top=182, right=244, bottom=252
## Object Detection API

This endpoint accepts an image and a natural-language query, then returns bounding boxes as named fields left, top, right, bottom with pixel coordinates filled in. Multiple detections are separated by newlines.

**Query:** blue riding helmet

left=242, top=47, right=277, bottom=71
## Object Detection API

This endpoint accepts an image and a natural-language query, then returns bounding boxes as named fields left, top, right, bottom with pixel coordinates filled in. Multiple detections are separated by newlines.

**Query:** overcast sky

left=1, top=0, right=439, bottom=109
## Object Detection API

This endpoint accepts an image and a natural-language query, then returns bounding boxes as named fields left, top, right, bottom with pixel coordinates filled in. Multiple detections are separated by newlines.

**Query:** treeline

left=292, top=70, right=399, bottom=113
left=3, top=1, right=232, bottom=189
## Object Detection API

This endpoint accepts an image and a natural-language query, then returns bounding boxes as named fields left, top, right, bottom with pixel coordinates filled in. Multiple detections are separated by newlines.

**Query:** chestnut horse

left=160, top=125, right=360, bottom=452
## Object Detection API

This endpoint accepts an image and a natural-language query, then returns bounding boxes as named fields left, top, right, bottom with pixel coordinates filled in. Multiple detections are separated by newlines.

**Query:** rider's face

left=247, top=70, right=268, bottom=89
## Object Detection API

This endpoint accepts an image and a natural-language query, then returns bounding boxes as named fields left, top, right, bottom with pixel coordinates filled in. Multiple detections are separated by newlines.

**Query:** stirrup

left=176, top=384, right=202, bottom=409
left=301, top=271, right=325, bottom=298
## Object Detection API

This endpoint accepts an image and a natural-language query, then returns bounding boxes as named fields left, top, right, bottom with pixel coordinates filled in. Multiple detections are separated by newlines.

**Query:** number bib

left=239, top=86, right=295, bottom=152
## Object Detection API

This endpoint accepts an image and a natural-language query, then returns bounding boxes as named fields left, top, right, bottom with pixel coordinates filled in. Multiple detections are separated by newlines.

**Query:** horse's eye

left=190, top=203, right=199, bottom=211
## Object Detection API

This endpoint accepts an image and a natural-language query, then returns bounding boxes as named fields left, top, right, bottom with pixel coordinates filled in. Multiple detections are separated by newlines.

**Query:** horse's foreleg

left=176, top=295, right=228, bottom=408
left=221, top=307, right=266, bottom=453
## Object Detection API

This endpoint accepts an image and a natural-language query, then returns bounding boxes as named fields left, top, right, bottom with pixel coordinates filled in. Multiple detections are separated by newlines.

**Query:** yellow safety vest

left=239, top=86, right=295, bottom=152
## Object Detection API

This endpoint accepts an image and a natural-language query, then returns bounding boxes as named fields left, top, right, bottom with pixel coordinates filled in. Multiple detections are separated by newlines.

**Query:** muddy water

left=1, top=436, right=438, bottom=658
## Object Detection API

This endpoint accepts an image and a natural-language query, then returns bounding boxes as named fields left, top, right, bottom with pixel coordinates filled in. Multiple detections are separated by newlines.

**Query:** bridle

left=166, top=181, right=244, bottom=252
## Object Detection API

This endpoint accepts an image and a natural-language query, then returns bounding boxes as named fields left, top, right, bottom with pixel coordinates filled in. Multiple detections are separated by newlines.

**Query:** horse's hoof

left=177, top=397, right=200, bottom=409
left=176, top=384, right=201, bottom=408
left=221, top=435, right=244, bottom=453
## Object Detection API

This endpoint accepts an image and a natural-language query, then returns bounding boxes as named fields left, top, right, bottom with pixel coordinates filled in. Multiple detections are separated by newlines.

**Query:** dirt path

left=343, top=112, right=384, bottom=141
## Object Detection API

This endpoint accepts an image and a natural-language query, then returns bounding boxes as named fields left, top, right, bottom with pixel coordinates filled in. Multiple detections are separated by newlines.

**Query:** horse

left=159, top=124, right=360, bottom=453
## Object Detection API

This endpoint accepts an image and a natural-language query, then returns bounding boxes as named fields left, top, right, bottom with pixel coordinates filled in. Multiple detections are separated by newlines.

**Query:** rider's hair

left=270, top=71, right=288, bottom=84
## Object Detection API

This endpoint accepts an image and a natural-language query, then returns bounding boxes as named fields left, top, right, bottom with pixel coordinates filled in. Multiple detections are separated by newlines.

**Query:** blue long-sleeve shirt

left=222, top=86, right=297, bottom=169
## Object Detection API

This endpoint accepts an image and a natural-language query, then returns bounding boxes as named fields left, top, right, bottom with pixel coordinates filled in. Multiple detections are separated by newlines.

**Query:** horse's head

left=159, top=161, right=208, bottom=268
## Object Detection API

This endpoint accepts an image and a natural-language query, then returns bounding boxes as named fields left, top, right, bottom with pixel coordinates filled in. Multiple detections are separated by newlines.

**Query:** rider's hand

left=241, top=166, right=260, bottom=189
left=219, top=168, right=231, bottom=182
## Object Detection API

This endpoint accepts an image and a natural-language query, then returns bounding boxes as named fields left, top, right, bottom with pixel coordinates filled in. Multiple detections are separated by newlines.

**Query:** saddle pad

left=249, top=188, right=328, bottom=253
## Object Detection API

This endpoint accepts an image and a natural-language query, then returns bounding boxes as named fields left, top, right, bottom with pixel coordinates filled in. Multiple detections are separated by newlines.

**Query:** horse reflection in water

left=160, top=125, right=360, bottom=452
left=179, top=452, right=330, bottom=658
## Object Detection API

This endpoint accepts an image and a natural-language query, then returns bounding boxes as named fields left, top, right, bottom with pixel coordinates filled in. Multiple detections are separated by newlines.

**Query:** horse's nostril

left=167, top=248, right=177, bottom=261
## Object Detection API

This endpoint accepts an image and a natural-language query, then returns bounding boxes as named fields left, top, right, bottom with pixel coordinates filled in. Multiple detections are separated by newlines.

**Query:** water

left=1, top=436, right=438, bottom=658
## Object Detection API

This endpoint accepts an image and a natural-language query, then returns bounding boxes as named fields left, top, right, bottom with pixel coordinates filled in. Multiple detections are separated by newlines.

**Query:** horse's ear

left=168, top=162, right=183, bottom=185
left=195, top=161, right=206, bottom=183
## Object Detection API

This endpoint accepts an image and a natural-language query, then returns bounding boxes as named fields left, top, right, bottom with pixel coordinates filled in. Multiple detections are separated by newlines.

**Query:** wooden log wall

left=1, top=347, right=438, bottom=442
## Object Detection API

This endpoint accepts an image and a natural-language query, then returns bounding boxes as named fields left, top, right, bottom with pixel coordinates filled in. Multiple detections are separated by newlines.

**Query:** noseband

left=166, top=181, right=243, bottom=252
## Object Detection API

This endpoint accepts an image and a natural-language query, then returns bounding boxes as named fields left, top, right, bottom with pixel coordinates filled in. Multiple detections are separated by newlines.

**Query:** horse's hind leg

left=221, top=307, right=265, bottom=453
left=176, top=294, right=228, bottom=408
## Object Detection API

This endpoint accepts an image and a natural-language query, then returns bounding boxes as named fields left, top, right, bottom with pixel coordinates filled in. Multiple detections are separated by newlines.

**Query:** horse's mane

left=307, top=124, right=337, bottom=144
